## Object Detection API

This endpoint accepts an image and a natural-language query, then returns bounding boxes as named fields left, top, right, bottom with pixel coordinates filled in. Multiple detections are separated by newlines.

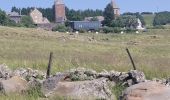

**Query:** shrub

left=125, top=28, right=137, bottom=33
left=79, top=29, right=86, bottom=33
left=52, top=24, right=68, bottom=32
left=103, top=27, right=114, bottom=33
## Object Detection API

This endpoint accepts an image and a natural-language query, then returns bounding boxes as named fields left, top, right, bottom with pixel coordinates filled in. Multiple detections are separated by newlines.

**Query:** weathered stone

left=98, top=69, right=110, bottom=78
left=122, top=81, right=170, bottom=100
left=0, top=76, right=27, bottom=94
left=45, top=78, right=115, bottom=100
left=13, top=68, right=45, bottom=81
left=128, top=70, right=146, bottom=84
left=0, top=64, right=12, bottom=79
left=118, top=72, right=129, bottom=81
left=42, top=72, right=68, bottom=96
left=68, top=68, right=97, bottom=81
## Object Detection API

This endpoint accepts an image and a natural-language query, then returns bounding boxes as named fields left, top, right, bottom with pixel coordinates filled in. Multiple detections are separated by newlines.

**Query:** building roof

left=6, top=11, right=22, bottom=17
left=55, top=0, right=64, bottom=5
left=111, top=0, right=119, bottom=9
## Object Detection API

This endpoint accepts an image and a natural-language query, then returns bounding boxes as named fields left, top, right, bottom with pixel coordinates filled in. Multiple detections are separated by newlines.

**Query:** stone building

left=6, top=12, right=22, bottom=23
left=54, top=0, right=66, bottom=23
left=111, top=0, right=120, bottom=17
left=30, top=8, right=50, bottom=24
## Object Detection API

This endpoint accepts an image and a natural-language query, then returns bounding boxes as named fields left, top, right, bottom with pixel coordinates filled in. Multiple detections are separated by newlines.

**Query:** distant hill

left=142, top=14, right=155, bottom=27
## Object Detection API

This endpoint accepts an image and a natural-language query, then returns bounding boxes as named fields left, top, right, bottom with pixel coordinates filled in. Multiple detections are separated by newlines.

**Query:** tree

left=20, top=16, right=35, bottom=28
left=0, top=9, right=8, bottom=25
left=103, top=3, right=115, bottom=26
left=153, top=11, right=170, bottom=26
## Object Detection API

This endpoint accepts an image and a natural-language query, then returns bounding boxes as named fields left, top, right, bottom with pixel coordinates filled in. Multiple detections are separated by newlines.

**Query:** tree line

left=11, top=6, right=103, bottom=22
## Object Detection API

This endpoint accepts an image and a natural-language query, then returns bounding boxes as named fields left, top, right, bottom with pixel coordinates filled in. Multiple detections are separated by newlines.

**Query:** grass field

left=142, top=14, right=155, bottom=27
left=0, top=26, right=170, bottom=80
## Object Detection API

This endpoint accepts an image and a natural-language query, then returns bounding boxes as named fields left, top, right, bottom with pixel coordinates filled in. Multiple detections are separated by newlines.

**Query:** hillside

left=0, top=26, right=170, bottom=79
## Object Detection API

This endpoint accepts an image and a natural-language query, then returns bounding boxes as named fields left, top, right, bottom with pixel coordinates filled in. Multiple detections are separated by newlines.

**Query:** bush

left=103, top=27, right=114, bottom=33
left=52, top=24, right=68, bottom=32
left=103, top=26, right=121, bottom=34
left=125, top=28, right=137, bottom=33
left=79, top=29, right=86, bottom=33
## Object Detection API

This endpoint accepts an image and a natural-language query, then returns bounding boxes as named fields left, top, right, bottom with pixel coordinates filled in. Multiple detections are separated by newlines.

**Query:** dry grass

left=0, top=26, right=170, bottom=79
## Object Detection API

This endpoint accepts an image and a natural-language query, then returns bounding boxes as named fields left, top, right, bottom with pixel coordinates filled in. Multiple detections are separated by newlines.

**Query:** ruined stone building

left=30, top=8, right=50, bottom=24
left=111, top=0, right=120, bottom=17
left=54, top=0, right=66, bottom=23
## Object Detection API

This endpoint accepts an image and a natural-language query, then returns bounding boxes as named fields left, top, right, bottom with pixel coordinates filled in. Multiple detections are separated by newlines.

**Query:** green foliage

left=20, top=16, right=35, bottom=28
left=103, top=26, right=121, bottom=33
left=103, top=4, right=115, bottom=26
left=79, top=29, right=87, bottom=33
left=153, top=11, right=170, bottom=26
left=0, top=9, right=8, bottom=25
left=52, top=24, right=69, bottom=32
left=112, top=83, right=126, bottom=100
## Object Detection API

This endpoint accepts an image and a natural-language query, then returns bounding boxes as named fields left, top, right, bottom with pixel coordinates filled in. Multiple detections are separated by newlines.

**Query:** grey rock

left=42, top=72, right=68, bottom=96
left=45, top=78, right=115, bottom=100
left=128, top=70, right=146, bottom=84
left=0, top=76, right=27, bottom=94
left=122, top=81, right=170, bottom=100
left=0, top=64, right=12, bottom=79
left=13, top=68, right=45, bottom=81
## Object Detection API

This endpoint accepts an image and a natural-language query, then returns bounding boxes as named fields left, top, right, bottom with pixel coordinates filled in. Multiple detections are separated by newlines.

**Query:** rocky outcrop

left=121, top=81, right=170, bottom=100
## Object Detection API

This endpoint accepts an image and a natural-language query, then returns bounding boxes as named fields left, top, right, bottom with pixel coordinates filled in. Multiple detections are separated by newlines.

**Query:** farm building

left=70, top=21, right=101, bottom=31
left=6, top=11, right=22, bottom=23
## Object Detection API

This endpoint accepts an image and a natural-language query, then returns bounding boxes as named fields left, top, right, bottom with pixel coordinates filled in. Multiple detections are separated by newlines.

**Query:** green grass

left=0, top=26, right=170, bottom=99
left=142, top=14, right=155, bottom=27
left=0, top=26, right=170, bottom=78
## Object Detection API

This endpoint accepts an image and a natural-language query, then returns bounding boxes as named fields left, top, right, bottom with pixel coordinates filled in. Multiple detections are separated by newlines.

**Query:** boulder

left=0, top=64, right=12, bottom=79
left=128, top=70, right=146, bottom=84
left=42, top=78, right=114, bottom=100
left=13, top=68, right=45, bottom=81
left=0, top=76, right=27, bottom=94
left=121, top=81, right=170, bottom=100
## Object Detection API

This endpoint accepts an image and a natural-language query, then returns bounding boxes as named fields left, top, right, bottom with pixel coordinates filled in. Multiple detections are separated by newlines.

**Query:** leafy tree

left=103, top=3, right=115, bottom=26
left=20, top=16, right=35, bottom=28
left=0, top=9, right=8, bottom=25
left=153, top=11, right=170, bottom=26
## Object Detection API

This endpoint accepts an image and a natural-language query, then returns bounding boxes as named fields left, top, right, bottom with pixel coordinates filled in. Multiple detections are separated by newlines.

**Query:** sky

left=0, top=0, right=170, bottom=13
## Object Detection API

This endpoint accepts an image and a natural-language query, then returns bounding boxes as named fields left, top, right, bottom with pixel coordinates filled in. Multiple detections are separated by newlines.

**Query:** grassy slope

left=142, top=14, right=155, bottom=27
left=0, top=26, right=170, bottom=79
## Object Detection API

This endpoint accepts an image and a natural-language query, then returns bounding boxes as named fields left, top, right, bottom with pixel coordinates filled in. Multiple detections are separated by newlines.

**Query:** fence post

left=126, top=48, right=137, bottom=70
left=46, top=52, right=53, bottom=79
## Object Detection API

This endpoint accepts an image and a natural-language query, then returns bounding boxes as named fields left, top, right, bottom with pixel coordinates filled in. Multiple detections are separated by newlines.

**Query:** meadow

left=0, top=26, right=170, bottom=80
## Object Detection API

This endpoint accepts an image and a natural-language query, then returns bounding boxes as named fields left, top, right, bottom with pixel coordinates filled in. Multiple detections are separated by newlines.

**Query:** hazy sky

left=0, top=0, right=170, bottom=13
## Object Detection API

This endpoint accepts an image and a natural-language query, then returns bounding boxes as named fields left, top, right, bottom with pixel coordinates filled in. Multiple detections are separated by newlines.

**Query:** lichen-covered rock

left=44, top=78, right=115, bottom=100
left=121, top=81, right=170, bottom=100
left=13, top=68, right=45, bottom=81
left=128, top=70, right=146, bottom=84
left=0, top=64, right=12, bottom=79
left=68, top=68, right=97, bottom=81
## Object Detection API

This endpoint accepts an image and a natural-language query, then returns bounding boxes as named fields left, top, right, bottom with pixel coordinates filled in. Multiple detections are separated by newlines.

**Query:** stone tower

left=54, top=0, right=66, bottom=23
left=111, top=0, right=120, bottom=16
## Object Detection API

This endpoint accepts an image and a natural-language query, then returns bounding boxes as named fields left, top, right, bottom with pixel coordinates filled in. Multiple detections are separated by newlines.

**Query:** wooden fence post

left=126, top=48, right=137, bottom=70
left=46, top=52, right=53, bottom=79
